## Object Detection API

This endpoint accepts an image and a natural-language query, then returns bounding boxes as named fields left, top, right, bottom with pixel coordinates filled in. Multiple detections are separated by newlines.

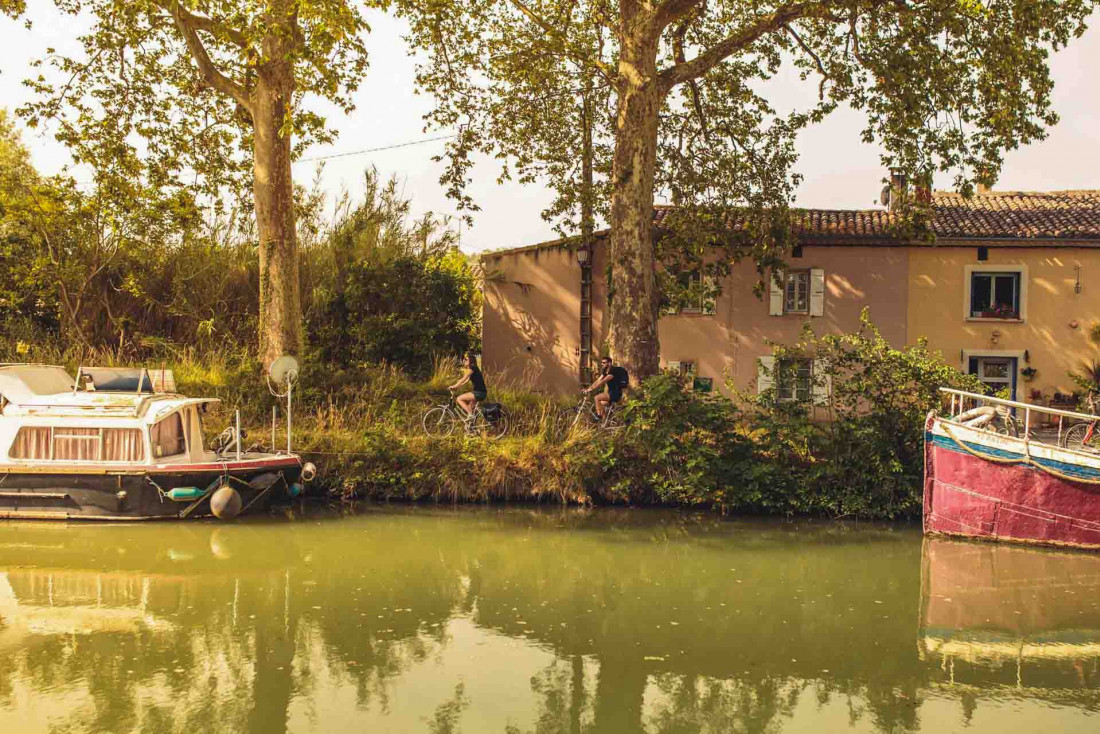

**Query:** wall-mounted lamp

left=1075, top=266, right=1082, bottom=294
left=576, top=247, right=591, bottom=266
left=1024, top=349, right=1030, bottom=364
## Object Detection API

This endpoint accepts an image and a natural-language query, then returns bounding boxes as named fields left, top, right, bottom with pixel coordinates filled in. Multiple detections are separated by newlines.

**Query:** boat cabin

left=0, top=365, right=217, bottom=467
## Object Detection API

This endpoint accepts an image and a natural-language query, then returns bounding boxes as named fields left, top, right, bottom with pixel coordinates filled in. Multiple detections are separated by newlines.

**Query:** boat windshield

left=78, top=368, right=154, bottom=393
left=0, top=366, right=75, bottom=402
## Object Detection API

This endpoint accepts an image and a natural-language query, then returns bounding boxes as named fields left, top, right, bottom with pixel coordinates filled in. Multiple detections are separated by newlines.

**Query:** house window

left=968, top=356, right=1017, bottom=399
left=777, top=358, right=813, bottom=402
left=785, top=271, right=810, bottom=314
left=770, top=268, right=824, bottom=317
left=970, top=272, right=1021, bottom=319
left=678, top=272, right=717, bottom=315
left=667, top=360, right=696, bottom=377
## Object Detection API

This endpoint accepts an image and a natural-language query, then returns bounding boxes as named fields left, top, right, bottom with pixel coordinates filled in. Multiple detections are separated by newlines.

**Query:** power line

left=298, top=133, right=458, bottom=163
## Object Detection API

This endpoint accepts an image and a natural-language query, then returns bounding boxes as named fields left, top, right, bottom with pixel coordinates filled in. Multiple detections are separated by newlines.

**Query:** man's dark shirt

left=606, top=366, right=628, bottom=401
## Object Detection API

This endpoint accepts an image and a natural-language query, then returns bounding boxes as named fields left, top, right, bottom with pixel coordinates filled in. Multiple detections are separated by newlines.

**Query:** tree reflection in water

left=0, top=508, right=1096, bottom=733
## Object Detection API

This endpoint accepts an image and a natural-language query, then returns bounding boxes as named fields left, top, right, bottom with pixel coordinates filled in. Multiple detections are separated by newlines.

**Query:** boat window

left=8, top=426, right=147, bottom=462
left=53, top=428, right=101, bottom=461
left=103, top=428, right=145, bottom=462
left=9, top=427, right=52, bottom=460
left=151, top=413, right=187, bottom=458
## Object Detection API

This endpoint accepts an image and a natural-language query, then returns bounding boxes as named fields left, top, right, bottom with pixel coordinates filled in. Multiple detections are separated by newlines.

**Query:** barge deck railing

left=940, top=387, right=1098, bottom=453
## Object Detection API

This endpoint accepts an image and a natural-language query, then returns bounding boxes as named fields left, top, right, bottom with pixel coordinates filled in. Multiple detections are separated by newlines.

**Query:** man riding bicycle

left=584, top=356, right=628, bottom=419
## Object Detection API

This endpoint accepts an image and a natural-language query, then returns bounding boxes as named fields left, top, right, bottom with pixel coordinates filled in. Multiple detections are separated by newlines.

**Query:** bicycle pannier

left=482, top=403, right=503, bottom=422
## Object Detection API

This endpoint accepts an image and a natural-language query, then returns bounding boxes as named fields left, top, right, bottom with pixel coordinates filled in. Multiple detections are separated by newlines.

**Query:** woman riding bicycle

left=448, top=354, right=487, bottom=419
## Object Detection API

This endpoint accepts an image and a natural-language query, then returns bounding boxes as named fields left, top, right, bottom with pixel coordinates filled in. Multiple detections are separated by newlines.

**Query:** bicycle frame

left=568, top=393, right=618, bottom=429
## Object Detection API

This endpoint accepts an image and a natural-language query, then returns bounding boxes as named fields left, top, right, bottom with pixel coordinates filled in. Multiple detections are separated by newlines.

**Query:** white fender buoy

left=956, top=405, right=997, bottom=428
left=210, top=485, right=242, bottom=520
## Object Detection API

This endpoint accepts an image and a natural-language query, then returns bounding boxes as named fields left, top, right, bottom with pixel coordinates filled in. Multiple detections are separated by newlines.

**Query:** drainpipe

left=578, top=75, right=595, bottom=388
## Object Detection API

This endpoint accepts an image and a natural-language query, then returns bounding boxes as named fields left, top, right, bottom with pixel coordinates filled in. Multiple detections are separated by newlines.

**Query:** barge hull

left=924, top=415, right=1100, bottom=550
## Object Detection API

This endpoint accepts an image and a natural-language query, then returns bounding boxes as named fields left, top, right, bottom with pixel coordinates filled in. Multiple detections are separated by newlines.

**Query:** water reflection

left=919, top=538, right=1100, bottom=699
left=0, top=509, right=1096, bottom=733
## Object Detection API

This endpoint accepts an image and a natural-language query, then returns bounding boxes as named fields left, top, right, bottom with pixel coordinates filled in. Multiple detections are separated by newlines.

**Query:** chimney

left=889, top=171, right=907, bottom=212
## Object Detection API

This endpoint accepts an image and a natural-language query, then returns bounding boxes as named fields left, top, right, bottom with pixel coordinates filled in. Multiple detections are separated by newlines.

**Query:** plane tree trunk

left=606, top=25, right=662, bottom=380
left=251, top=28, right=302, bottom=368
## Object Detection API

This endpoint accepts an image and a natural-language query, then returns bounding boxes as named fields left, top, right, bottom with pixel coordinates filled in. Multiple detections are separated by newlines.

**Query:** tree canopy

left=16, top=1, right=376, bottom=365
left=399, top=0, right=1095, bottom=379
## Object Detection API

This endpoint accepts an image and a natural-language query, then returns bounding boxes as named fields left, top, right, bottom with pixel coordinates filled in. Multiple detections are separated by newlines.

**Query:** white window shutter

left=809, top=268, right=825, bottom=317
left=812, top=359, right=832, bottom=406
left=757, top=356, right=776, bottom=394
left=769, top=273, right=784, bottom=316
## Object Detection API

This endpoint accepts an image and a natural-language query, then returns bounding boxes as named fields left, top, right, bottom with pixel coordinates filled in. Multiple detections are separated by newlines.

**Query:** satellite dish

left=268, top=355, right=300, bottom=386
left=879, top=185, right=892, bottom=207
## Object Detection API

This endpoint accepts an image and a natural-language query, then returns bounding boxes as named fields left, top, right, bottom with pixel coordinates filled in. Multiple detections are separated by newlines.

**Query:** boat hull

left=0, top=456, right=303, bottom=520
left=924, top=413, right=1100, bottom=550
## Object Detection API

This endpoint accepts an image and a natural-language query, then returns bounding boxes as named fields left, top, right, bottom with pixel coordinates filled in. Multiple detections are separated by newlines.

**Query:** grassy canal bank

left=5, top=318, right=980, bottom=520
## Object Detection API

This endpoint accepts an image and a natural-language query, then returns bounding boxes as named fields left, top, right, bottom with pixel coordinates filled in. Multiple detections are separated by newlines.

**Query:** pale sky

left=1, top=7, right=1098, bottom=253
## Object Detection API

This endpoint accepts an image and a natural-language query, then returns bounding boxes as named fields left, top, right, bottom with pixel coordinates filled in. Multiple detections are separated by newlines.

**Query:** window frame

left=676, top=271, right=718, bottom=316
left=964, top=265, right=1027, bottom=322
left=776, top=358, right=813, bottom=403
left=151, top=412, right=189, bottom=460
left=784, top=270, right=811, bottom=315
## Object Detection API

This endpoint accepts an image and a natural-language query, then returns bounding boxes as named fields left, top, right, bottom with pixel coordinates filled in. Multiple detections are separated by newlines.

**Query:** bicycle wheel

left=602, top=409, right=624, bottom=433
left=1063, top=422, right=1100, bottom=452
left=554, top=407, right=584, bottom=439
left=476, top=410, right=508, bottom=440
left=422, top=406, right=457, bottom=437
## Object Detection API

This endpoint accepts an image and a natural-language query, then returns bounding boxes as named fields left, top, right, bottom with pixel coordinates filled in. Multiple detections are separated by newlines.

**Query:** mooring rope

left=939, top=422, right=1100, bottom=486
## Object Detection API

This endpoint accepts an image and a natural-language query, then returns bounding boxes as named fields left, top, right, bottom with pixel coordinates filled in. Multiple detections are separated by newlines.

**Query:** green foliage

left=309, top=253, right=478, bottom=376
left=1069, top=359, right=1100, bottom=393
left=749, top=310, right=985, bottom=517
left=18, top=0, right=372, bottom=202
left=0, top=125, right=477, bottom=370
left=593, top=312, right=984, bottom=518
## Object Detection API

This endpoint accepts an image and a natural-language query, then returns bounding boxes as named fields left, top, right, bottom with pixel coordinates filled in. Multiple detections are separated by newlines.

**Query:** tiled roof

left=491, top=189, right=1100, bottom=257
left=657, top=190, right=1100, bottom=242
left=928, top=190, right=1100, bottom=240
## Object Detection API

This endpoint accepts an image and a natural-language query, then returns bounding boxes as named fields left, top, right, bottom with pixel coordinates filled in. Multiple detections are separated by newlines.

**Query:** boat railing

left=939, top=387, right=1097, bottom=449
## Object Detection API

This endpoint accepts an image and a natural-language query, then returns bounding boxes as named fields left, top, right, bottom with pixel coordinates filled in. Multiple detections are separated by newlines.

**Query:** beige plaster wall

left=482, top=245, right=584, bottom=394
left=907, top=246, right=1100, bottom=402
left=483, top=242, right=910, bottom=396
left=696, top=245, right=909, bottom=394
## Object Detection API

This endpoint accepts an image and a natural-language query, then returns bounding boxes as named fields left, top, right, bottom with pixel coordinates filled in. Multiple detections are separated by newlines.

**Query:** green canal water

left=0, top=507, right=1097, bottom=733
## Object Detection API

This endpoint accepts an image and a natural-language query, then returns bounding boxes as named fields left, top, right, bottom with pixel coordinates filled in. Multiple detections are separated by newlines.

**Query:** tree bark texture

left=606, top=25, right=661, bottom=380
left=252, top=43, right=302, bottom=368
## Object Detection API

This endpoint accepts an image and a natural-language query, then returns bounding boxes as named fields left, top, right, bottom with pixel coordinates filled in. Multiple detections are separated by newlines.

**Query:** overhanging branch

left=657, top=1, right=847, bottom=92
left=652, top=0, right=705, bottom=33
left=153, top=1, right=249, bottom=48
left=164, top=2, right=252, bottom=114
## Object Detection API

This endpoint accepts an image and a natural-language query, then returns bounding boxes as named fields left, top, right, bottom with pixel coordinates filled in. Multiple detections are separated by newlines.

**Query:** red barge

left=924, top=388, right=1100, bottom=550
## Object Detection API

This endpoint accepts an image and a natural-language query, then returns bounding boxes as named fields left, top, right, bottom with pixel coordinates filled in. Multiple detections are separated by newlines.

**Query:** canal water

left=0, top=507, right=1097, bottom=733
